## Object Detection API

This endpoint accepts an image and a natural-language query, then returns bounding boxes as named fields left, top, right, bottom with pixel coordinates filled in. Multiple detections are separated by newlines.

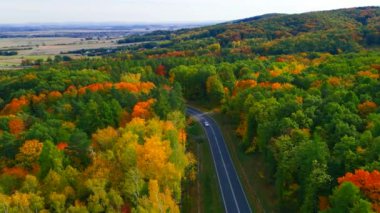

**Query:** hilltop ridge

left=119, top=6, right=380, bottom=55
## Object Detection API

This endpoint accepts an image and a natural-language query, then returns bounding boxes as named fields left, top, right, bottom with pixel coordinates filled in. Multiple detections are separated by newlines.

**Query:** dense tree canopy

left=0, top=64, right=191, bottom=212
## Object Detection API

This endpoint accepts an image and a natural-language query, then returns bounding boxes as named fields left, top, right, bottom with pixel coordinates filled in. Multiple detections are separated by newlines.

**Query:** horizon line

left=0, top=5, right=378, bottom=26
left=0, top=20, right=224, bottom=26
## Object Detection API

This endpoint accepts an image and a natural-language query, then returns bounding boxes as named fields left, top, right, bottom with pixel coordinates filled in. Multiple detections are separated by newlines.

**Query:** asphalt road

left=187, top=106, right=252, bottom=213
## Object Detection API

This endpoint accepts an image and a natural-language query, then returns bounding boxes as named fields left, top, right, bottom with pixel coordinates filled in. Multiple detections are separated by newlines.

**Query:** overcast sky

left=1, top=0, right=378, bottom=24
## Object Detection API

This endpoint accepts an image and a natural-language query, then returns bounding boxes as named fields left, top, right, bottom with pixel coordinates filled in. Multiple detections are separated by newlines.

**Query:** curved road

left=186, top=106, right=252, bottom=213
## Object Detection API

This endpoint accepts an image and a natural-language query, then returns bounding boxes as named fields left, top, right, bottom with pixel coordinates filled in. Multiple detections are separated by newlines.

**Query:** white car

left=204, top=121, right=210, bottom=127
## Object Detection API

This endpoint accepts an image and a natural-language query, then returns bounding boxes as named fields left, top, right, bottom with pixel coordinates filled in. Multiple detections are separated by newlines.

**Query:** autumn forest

left=0, top=6, right=380, bottom=213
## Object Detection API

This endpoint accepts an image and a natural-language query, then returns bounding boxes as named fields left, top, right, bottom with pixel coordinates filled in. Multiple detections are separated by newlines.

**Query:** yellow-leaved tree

left=16, top=140, right=43, bottom=168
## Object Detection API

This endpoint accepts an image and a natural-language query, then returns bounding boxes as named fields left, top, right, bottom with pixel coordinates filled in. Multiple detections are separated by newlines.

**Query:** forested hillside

left=0, top=6, right=379, bottom=212
left=119, top=6, right=379, bottom=55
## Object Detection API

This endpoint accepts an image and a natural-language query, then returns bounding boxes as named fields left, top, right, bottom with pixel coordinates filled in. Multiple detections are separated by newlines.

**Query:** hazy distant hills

left=0, top=23, right=208, bottom=39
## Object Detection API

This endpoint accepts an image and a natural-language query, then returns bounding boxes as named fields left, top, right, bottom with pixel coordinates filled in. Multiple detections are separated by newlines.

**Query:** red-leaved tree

left=338, top=169, right=380, bottom=211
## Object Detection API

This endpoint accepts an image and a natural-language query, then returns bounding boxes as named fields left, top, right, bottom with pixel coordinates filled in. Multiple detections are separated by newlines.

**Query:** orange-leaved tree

left=16, top=140, right=43, bottom=168
left=47, top=91, right=63, bottom=101
left=132, top=99, right=156, bottom=119
left=1, top=96, right=29, bottom=115
left=358, top=101, right=378, bottom=116
left=9, top=117, right=25, bottom=135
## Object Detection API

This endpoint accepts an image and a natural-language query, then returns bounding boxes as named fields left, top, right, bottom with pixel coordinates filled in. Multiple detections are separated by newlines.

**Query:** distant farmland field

left=0, top=37, right=127, bottom=68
